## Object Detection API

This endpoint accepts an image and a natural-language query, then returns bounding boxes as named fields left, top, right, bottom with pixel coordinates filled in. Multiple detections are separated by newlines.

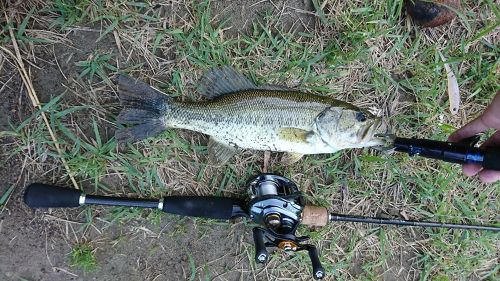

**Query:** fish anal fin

left=208, top=137, right=239, bottom=166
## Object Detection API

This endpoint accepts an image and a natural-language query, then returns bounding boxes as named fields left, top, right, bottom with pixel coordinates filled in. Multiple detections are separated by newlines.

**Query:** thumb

left=448, top=115, right=489, bottom=142
left=481, top=130, right=500, bottom=148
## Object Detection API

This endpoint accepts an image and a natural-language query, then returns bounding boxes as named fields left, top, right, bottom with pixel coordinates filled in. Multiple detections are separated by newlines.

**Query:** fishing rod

left=376, top=134, right=500, bottom=171
left=24, top=174, right=499, bottom=279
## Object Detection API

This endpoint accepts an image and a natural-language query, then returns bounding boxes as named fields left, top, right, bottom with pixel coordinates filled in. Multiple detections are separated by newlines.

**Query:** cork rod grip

left=301, top=206, right=329, bottom=227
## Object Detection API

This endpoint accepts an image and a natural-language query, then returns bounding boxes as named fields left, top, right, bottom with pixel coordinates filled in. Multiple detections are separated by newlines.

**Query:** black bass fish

left=116, top=67, right=387, bottom=165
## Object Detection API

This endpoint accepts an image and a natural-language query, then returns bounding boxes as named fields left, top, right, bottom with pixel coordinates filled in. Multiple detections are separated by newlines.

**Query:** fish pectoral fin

left=208, top=137, right=239, bottom=167
left=197, top=66, right=256, bottom=99
left=281, top=152, right=304, bottom=165
left=277, top=127, right=313, bottom=143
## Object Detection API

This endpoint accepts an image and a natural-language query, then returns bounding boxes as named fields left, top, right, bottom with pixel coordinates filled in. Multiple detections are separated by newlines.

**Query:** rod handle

left=162, top=196, right=244, bottom=220
left=24, top=183, right=82, bottom=208
left=301, top=206, right=329, bottom=227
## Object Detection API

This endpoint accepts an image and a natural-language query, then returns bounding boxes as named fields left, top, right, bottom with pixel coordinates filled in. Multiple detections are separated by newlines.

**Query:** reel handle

left=252, top=228, right=268, bottom=263
left=305, top=245, right=325, bottom=280
left=24, top=183, right=82, bottom=208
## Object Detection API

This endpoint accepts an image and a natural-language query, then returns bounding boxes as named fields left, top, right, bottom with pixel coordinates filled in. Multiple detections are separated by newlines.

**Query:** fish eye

left=356, top=112, right=367, bottom=122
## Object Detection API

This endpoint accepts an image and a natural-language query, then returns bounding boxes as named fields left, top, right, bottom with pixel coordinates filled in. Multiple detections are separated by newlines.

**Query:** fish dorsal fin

left=207, top=137, right=239, bottom=166
left=257, top=84, right=294, bottom=91
left=277, top=127, right=313, bottom=143
left=198, top=66, right=256, bottom=99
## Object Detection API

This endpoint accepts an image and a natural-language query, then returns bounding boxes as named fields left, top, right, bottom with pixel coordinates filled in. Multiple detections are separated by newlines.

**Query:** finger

left=482, top=93, right=500, bottom=128
left=448, top=115, right=489, bottom=142
left=481, top=130, right=500, bottom=147
left=462, top=163, right=482, bottom=177
left=478, top=170, right=500, bottom=184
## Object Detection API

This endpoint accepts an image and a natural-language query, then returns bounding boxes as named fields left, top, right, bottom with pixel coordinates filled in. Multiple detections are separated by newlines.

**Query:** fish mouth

left=358, top=118, right=389, bottom=146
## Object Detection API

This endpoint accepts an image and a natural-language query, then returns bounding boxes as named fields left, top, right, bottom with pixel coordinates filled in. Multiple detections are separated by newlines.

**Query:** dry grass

left=0, top=0, right=499, bottom=280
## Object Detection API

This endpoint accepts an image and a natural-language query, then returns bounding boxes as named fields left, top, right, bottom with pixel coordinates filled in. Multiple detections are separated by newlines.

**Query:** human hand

left=448, top=94, right=500, bottom=183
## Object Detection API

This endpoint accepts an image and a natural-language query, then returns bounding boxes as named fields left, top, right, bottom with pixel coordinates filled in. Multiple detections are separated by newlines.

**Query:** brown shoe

left=405, top=0, right=461, bottom=27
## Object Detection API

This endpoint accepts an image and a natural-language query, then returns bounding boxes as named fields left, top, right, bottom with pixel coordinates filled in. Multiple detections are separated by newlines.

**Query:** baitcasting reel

left=247, top=174, right=325, bottom=279
left=23, top=174, right=499, bottom=279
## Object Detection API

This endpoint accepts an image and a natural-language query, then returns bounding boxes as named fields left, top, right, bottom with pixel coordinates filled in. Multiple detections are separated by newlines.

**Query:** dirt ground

left=0, top=31, right=249, bottom=281
left=0, top=1, right=322, bottom=281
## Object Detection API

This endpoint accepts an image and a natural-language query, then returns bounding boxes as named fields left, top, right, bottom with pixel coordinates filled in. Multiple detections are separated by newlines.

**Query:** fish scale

left=165, top=91, right=347, bottom=152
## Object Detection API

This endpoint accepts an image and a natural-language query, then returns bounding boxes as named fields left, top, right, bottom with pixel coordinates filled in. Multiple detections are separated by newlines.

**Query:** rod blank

left=84, top=195, right=160, bottom=209
left=330, top=213, right=500, bottom=232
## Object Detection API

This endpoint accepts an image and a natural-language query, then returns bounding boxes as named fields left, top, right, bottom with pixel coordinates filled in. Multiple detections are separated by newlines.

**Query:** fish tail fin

left=115, top=75, right=171, bottom=143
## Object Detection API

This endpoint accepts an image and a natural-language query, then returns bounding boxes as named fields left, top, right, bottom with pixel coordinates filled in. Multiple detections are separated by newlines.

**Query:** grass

left=69, top=243, right=98, bottom=272
left=75, top=52, right=117, bottom=83
left=0, top=0, right=499, bottom=280
left=0, top=185, right=15, bottom=206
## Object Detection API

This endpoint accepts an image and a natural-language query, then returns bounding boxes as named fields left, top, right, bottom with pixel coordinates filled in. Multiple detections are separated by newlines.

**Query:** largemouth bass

left=116, top=67, right=387, bottom=165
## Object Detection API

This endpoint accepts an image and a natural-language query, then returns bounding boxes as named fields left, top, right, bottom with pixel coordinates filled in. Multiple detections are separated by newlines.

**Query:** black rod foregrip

left=24, top=183, right=83, bottom=208
left=393, top=137, right=500, bottom=171
left=162, top=196, right=244, bottom=220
